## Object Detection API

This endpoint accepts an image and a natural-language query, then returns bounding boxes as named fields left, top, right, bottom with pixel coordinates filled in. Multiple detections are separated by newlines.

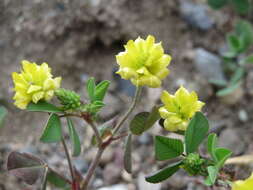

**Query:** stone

left=219, top=85, right=244, bottom=105
left=238, top=109, right=249, bottom=122
left=219, top=128, right=245, bottom=155
left=113, top=68, right=136, bottom=97
left=195, top=48, right=226, bottom=82
left=137, top=173, right=161, bottom=190
left=20, top=145, right=38, bottom=155
left=98, top=184, right=128, bottom=190
left=163, top=173, right=188, bottom=189
left=246, top=70, right=253, bottom=96
left=174, top=75, right=213, bottom=101
left=73, top=158, right=89, bottom=173
left=138, top=133, right=152, bottom=145
left=179, top=0, right=214, bottom=31
left=100, top=147, right=114, bottom=164
left=146, top=88, right=162, bottom=105
left=100, top=92, right=122, bottom=119
left=103, top=163, right=122, bottom=184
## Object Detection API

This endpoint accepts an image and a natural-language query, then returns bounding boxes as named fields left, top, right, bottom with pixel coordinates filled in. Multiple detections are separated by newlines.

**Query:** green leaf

left=67, top=118, right=81, bottom=157
left=86, top=77, right=96, bottom=102
left=47, top=169, right=69, bottom=188
left=236, top=20, right=253, bottom=52
left=230, top=67, right=245, bottom=85
left=7, top=151, right=45, bottom=185
left=216, top=81, right=241, bottom=96
left=239, top=54, right=253, bottom=65
left=204, top=166, right=218, bottom=186
left=0, top=106, right=7, bottom=128
left=124, top=134, right=132, bottom=174
left=130, top=112, right=150, bottom=135
left=144, top=106, right=161, bottom=131
left=215, top=148, right=232, bottom=169
left=207, top=133, right=218, bottom=162
left=27, top=101, right=63, bottom=113
left=185, top=112, right=209, bottom=154
left=222, top=51, right=237, bottom=58
left=155, top=136, right=184, bottom=161
left=227, top=34, right=240, bottom=53
left=208, top=0, right=228, bottom=9
left=231, top=0, right=250, bottom=14
left=209, top=79, right=227, bottom=87
left=94, top=80, right=110, bottom=102
left=40, top=113, right=62, bottom=143
left=89, top=100, right=105, bottom=113
left=130, top=107, right=160, bottom=136
left=145, top=161, right=182, bottom=183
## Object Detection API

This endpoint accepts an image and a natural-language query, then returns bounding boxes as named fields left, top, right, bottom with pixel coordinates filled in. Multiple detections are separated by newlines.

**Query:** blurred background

left=1, top=0, right=253, bottom=189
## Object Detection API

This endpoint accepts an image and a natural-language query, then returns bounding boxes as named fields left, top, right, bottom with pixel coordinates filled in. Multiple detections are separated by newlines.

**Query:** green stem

left=41, top=166, right=48, bottom=190
left=113, top=86, right=142, bottom=135
left=61, top=138, right=75, bottom=182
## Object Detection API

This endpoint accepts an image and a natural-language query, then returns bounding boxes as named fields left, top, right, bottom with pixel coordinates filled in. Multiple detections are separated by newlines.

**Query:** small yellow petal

left=32, top=92, right=44, bottom=103
left=159, top=107, right=171, bottom=119
left=116, top=67, right=138, bottom=79
left=232, top=172, right=253, bottom=190
left=27, top=85, right=42, bottom=94
left=164, top=119, right=178, bottom=132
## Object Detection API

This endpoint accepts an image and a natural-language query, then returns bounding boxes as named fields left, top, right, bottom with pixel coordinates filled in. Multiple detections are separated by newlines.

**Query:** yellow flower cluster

left=116, top=35, right=171, bottom=88
left=159, top=86, right=205, bottom=131
left=12, top=60, right=61, bottom=109
left=232, top=173, right=253, bottom=190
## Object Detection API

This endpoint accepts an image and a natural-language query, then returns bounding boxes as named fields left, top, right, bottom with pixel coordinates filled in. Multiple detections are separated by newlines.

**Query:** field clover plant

left=210, top=20, right=253, bottom=97
left=208, top=0, right=251, bottom=15
left=7, top=35, right=242, bottom=189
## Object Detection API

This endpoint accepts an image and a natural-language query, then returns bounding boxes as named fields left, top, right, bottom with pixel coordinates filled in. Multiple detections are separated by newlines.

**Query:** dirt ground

left=1, top=0, right=253, bottom=189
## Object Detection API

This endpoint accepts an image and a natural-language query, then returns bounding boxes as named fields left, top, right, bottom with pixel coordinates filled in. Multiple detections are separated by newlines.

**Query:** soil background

left=1, top=0, right=253, bottom=190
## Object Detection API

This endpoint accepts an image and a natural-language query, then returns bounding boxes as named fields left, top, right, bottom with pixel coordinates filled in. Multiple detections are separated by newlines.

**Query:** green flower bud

left=55, top=88, right=81, bottom=110
left=181, top=153, right=207, bottom=176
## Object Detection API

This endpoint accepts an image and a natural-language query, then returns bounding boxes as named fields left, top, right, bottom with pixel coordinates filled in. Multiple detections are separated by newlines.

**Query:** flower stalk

left=61, top=137, right=75, bottom=183
left=113, top=86, right=142, bottom=135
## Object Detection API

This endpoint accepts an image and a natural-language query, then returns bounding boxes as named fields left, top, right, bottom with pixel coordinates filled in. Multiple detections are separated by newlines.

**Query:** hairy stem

left=61, top=138, right=75, bottom=183
left=113, top=86, right=142, bottom=134
left=80, top=147, right=105, bottom=189
left=89, top=121, right=102, bottom=146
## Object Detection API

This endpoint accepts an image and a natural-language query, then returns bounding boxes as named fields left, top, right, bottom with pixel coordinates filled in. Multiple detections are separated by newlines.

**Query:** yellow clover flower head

left=232, top=173, right=253, bottom=190
left=12, top=60, right=62, bottom=109
left=159, top=86, right=205, bottom=131
left=116, top=35, right=171, bottom=88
